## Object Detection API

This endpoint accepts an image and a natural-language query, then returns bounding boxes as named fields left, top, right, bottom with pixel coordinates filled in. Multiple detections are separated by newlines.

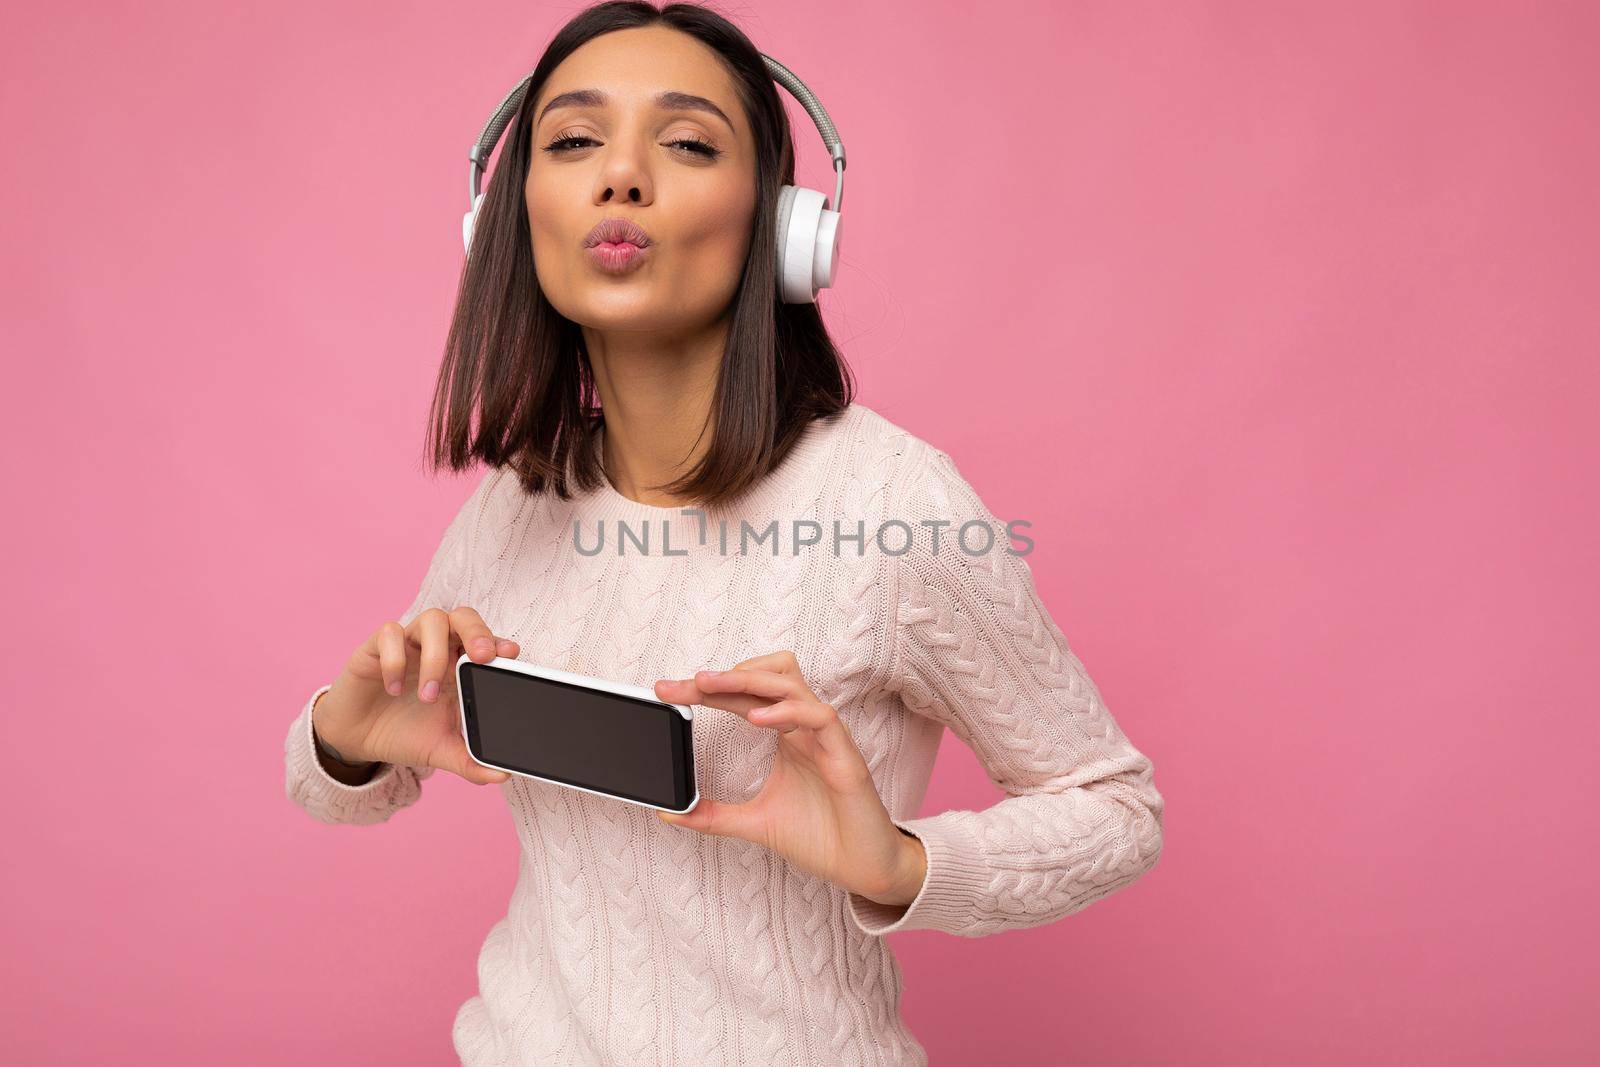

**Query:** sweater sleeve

left=846, top=443, right=1165, bottom=937
left=284, top=468, right=502, bottom=826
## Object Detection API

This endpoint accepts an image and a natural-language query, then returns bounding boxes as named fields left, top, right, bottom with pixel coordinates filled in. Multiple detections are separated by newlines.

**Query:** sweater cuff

left=846, top=812, right=994, bottom=937
left=285, top=684, right=414, bottom=824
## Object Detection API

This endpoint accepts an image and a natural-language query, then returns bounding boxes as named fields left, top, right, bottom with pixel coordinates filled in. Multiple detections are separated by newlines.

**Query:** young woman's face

left=525, top=26, right=759, bottom=335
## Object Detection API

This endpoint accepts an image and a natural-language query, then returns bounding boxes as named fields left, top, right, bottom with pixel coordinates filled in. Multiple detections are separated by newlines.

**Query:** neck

left=582, top=319, right=725, bottom=507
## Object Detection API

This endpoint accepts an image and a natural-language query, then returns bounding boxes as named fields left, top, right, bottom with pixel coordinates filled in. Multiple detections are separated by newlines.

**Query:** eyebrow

left=536, top=88, right=736, bottom=133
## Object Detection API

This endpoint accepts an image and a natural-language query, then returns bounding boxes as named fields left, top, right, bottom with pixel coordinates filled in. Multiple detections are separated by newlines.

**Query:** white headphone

left=463, top=53, right=846, bottom=304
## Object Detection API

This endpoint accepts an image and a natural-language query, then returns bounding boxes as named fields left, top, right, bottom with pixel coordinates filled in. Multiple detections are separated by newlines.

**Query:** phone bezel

left=455, top=654, right=700, bottom=814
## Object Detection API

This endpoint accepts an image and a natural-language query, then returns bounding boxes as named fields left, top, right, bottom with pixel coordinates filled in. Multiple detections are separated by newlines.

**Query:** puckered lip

left=584, top=217, right=653, bottom=248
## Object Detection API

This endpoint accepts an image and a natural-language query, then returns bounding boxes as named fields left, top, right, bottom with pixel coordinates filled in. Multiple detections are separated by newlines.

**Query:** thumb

left=441, top=735, right=510, bottom=785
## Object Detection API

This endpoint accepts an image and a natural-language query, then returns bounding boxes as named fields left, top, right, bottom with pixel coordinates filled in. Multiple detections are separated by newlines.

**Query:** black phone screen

left=459, top=661, right=694, bottom=810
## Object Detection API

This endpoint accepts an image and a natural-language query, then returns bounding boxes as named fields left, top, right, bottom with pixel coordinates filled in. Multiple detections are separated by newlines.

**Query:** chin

left=567, top=298, right=680, bottom=332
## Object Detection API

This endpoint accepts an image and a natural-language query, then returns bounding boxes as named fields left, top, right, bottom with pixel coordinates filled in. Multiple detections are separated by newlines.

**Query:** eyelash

left=541, top=133, right=722, bottom=159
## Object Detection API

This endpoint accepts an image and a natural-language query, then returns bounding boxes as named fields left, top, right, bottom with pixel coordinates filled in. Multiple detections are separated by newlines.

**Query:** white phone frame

left=455, top=654, right=700, bottom=814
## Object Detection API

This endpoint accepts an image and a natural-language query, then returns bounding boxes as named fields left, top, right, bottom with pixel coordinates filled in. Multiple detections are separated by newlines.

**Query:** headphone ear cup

left=462, top=191, right=486, bottom=255
left=815, top=207, right=842, bottom=289
left=775, top=185, right=836, bottom=304
left=775, top=185, right=800, bottom=302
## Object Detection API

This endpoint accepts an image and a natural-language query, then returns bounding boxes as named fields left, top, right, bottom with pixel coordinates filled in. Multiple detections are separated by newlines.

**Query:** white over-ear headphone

left=463, top=52, right=846, bottom=304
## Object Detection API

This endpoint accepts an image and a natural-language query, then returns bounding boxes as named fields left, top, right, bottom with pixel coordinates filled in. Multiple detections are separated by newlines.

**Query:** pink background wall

left=3, top=1, right=1595, bottom=1062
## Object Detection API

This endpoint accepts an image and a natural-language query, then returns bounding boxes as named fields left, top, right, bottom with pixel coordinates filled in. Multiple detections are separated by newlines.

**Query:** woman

left=284, top=3, right=1165, bottom=1063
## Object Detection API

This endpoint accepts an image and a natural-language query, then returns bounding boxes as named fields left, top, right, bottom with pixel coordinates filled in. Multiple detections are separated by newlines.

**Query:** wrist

left=313, top=725, right=378, bottom=770
left=867, top=827, right=928, bottom=908
left=310, top=690, right=377, bottom=770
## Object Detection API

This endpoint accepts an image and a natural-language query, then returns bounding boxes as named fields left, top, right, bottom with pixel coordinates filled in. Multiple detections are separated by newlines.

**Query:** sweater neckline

left=579, top=404, right=855, bottom=529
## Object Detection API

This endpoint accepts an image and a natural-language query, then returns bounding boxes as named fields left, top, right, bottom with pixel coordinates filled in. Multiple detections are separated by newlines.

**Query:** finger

left=375, top=621, right=409, bottom=696
left=655, top=795, right=761, bottom=842
left=695, top=668, right=810, bottom=704
left=749, top=699, right=860, bottom=759
left=724, top=650, right=802, bottom=676
left=655, top=656, right=816, bottom=713
left=746, top=698, right=832, bottom=732
left=407, top=608, right=453, bottom=702
left=449, top=606, right=503, bottom=663
left=653, top=675, right=773, bottom=716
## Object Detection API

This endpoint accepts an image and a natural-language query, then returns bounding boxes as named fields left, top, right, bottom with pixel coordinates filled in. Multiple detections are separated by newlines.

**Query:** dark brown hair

left=424, top=0, right=854, bottom=509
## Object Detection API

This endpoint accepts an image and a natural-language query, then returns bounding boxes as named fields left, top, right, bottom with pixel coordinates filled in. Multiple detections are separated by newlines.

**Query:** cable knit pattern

left=283, top=402, right=1164, bottom=1065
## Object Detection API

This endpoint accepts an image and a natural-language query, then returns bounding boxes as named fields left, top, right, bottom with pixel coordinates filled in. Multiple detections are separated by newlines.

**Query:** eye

left=666, top=133, right=722, bottom=160
left=539, top=132, right=722, bottom=160
left=542, top=133, right=599, bottom=153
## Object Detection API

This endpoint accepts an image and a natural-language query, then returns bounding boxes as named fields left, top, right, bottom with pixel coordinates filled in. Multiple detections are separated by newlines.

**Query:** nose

left=592, top=134, right=655, bottom=206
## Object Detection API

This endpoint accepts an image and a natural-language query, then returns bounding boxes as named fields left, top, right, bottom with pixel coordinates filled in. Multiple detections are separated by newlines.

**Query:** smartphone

left=455, top=655, right=699, bottom=814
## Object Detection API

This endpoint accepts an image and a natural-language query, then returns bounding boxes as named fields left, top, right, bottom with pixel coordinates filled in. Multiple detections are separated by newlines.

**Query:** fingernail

left=388, top=680, right=402, bottom=696
left=421, top=679, right=440, bottom=701
left=700, top=670, right=721, bottom=678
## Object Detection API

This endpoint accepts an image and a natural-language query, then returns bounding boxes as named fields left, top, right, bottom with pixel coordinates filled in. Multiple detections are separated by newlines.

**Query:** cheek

left=524, top=179, right=568, bottom=252
left=524, top=174, right=590, bottom=302
left=671, top=177, right=758, bottom=272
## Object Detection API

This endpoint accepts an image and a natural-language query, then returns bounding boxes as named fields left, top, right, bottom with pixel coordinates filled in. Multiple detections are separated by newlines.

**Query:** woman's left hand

left=654, top=651, right=928, bottom=909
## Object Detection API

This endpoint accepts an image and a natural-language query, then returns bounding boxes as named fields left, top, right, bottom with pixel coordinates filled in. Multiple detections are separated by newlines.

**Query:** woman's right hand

left=312, top=606, right=519, bottom=785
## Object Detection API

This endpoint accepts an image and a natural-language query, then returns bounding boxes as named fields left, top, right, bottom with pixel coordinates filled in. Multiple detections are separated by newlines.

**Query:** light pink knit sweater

left=285, top=401, right=1164, bottom=1065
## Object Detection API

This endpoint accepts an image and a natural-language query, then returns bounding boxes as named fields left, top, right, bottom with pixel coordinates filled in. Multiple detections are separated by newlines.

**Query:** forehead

left=530, top=26, right=745, bottom=139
